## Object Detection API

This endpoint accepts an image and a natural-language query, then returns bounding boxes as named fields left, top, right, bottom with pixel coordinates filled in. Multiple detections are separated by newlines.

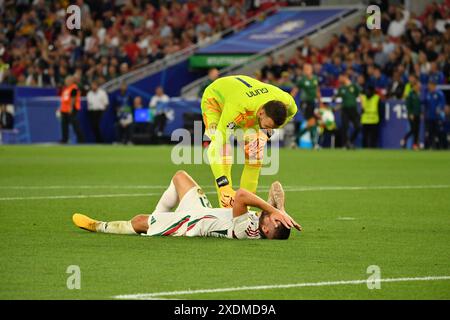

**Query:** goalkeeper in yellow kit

left=201, top=75, right=298, bottom=207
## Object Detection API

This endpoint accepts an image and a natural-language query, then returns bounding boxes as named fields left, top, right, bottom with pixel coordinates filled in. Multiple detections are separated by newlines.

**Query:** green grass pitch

left=0, top=145, right=449, bottom=299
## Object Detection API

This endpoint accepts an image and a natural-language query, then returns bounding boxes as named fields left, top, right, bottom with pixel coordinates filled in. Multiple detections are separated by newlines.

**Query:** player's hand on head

left=281, top=210, right=302, bottom=231
left=291, top=219, right=303, bottom=231
left=269, top=209, right=294, bottom=229
left=270, top=209, right=302, bottom=231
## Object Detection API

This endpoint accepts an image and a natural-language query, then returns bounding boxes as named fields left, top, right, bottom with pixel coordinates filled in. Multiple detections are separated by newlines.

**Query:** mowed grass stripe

left=1, top=185, right=449, bottom=201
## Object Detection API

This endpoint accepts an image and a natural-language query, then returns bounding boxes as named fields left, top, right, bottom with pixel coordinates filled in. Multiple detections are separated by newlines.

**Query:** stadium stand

left=0, top=1, right=449, bottom=149
left=0, top=0, right=279, bottom=92
left=256, top=2, right=450, bottom=92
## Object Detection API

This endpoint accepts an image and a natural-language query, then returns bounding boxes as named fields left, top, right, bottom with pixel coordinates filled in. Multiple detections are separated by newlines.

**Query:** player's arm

left=208, top=126, right=233, bottom=177
left=268, top=181, right=302, bottom=231
left=240, top=126, right=267, bottom=193
left=241, top=94, right=297, bottom=193
left=208, top=115, right=235, bottom=207
left=202, top=98, right=223, bottom=137
left=233, top=188, right=296, bottom=229
left=201, top=91, right=235, bottom=207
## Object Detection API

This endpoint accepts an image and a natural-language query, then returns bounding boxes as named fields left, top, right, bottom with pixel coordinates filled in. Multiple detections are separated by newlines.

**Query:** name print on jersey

left=245, top=88, right=269, bottom=98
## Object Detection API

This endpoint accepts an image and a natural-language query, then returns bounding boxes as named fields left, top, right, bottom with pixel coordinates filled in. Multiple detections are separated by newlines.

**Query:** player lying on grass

left=73, top=170, right=302, bottom=240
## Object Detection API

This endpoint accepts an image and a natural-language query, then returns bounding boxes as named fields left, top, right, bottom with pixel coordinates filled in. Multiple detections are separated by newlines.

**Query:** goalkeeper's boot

left=72, top=213, right=100, bottom=232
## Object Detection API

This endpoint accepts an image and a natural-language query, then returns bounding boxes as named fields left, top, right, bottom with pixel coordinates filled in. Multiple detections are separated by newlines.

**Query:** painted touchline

left=113, top=275, right=450, bottom=300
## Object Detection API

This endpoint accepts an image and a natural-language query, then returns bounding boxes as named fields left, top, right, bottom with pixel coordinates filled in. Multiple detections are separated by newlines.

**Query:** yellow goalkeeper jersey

left=201, top=75, right=297, bottom=139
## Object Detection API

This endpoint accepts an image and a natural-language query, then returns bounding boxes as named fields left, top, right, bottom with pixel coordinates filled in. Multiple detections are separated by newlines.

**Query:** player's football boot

left=72, top=213, right=99, bottom=232
left=268, top=181, right=283, bottom=208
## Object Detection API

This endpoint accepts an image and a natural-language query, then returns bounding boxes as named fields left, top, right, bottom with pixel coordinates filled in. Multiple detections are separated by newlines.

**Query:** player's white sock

left=154, top=179, right=178, bottom=212
left=97, top=220, right=137, bottom=234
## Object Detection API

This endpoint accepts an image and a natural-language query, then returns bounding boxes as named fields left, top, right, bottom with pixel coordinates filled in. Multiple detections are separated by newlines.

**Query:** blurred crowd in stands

left=257, top=3, right=450, bottom=93
left=0, top=0, right=274, bottom=92
left=255, top=2, right=450, bottom=149
left=1, top=0, right=450, bottom=149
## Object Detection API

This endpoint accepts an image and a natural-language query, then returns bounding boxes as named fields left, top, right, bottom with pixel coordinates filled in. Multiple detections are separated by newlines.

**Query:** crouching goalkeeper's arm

left=210, top=129, right=271, bottom=207
left=207, top=128, right=235, bottom=208
left=240, top=129, right=271, bottom=193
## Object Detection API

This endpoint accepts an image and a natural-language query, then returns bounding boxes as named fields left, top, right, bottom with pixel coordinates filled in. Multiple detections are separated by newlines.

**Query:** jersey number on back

left=235, top=77, right=252, bottom=88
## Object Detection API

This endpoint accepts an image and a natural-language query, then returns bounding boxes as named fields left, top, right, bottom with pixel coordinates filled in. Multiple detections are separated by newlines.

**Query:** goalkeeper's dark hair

left=262, top=100, right=287, bottom=127
left=258, top=211, right=291, bottom=240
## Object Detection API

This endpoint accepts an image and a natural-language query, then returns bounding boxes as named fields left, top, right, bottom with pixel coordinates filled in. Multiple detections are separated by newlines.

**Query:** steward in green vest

left=360, top=86, right=380, bottom=148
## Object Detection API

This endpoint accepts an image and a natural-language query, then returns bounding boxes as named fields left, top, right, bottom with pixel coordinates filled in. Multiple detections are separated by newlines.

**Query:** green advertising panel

left=189, top=54, right=253, bottom=68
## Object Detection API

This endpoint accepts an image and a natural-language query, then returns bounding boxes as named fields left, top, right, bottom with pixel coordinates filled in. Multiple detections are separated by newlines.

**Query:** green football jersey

left=336, top=84, right=361, bottom=108
left=296, top=75, right=319, bottom=102
left=405, top=90, right=421, bottom=116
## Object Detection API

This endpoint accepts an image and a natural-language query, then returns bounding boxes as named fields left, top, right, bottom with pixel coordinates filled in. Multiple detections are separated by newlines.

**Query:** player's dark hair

left=258, top=211, right=291, bottom=240
left=262, top=100, right=287, bottom=127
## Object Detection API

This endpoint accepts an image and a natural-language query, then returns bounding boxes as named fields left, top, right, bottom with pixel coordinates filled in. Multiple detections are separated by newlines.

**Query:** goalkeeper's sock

left=240, top=164, right=261, bottom=193
left=98, top=220, right=137, bottom=234
left=154, top=179, right=178, bottom=212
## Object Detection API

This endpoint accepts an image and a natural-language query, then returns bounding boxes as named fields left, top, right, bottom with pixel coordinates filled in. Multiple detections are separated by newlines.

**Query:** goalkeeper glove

left=216, top=176, right=235, bottom=208
left=244, top=130, right=270, bottom=164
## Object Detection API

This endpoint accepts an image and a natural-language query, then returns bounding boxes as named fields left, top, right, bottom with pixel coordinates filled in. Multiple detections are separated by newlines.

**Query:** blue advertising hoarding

left=7, top=89, right=427, bottom=149
left=197, top=8, right=350, bottom=54
left=379, top=99, right=425, bottom=149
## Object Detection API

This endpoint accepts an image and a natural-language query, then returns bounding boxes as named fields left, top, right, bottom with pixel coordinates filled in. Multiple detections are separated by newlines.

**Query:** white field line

left=0, top=185, right=449, bottom=201
left=0, top=184, right=449, bottom=190
left=0, top=185, right=172, bottom=189
left=0, top=193, right=161, bottom=201
left=113, top=275, right=450, bottom=300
